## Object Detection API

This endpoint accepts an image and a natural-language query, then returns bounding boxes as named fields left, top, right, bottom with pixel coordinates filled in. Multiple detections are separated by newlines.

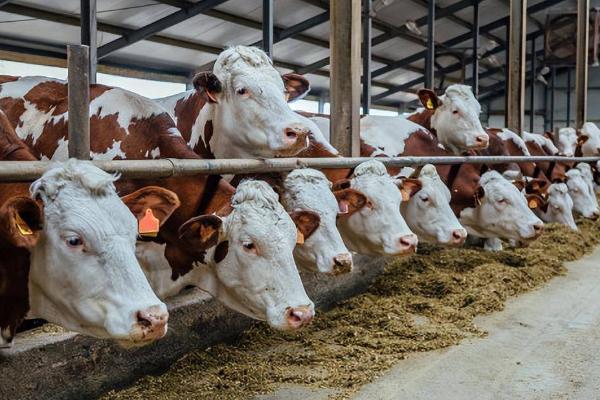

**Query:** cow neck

left=173, top=90, right=216, bottom=159
left=407, top=109, right=435, bottom=134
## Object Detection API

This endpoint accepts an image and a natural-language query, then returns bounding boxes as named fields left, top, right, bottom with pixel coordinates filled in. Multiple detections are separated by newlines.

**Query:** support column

left=472, top=0, right=480, bottom=97
left=262, top=0, right=274, bottom=58
left=67, top=45, right=90, bottom=160
left=529, top=38, right=536, bottom=132
left=362, top=0, right=372, bottom=114
left=506, top=0, right=527, bottom=133
left=330, top=0, right=361, bottom=157
left=566, top=68, right=572, bottom=126
left=425, top=0, right=436, bottom=89
left=550, top=66, right=556, bottom=131
left=80, top=0, right=97, bottom=83
left=575, top=0, right=590, bottom=128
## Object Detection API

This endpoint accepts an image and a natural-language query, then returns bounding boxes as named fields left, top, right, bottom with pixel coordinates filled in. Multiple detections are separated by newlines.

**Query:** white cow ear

left=398, top=178, right=422, bottom=201
left=178, top=215, right=223, bottom=251
left=282, top=73, right=310, bottom=102
left=0, top=196, right=44, bottom=248
left=192, top=71, right=222, bottom=104
left=418, top=89, right=442, bottom=110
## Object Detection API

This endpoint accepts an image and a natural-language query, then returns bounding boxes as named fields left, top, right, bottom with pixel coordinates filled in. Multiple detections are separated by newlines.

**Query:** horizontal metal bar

left=1, top=156, right=598, bottom=182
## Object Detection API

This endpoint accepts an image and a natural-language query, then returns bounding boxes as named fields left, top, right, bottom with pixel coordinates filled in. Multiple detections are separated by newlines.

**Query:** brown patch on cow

left=214, top=241, right=229, bottom=263
left=0, top=75, right=18, bottom=87
left=0, top=110, right=37, bottom=161
left=0, top=97, right=26, bottom=131
left=174, top=91, right=206, bottom=143
left=24, top=80, right=68, bottom=114
left=407, top=108, right=435, bottom=133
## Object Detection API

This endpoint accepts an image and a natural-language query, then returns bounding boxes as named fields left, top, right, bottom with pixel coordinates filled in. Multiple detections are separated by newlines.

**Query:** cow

left=534, top=183, right=577, bottom=230
left=0, top=77, right=317, bottom=330
left=407, top=84, right=489, bottom=154
left=565, top=167, right=600, bottom=219
left=155, top=46, right=318, bottom=159
left=333, top=160, right=418, bottom=256
left=548, top=127, right=578, bottom=157
left=396, top=165, right=467, bottom=245
left=0, top=160, right=181, bottom=347
left=578, top=122, right=600, bottom=156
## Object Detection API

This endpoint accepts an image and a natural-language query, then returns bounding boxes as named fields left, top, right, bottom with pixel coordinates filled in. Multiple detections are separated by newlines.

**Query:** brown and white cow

left=0, top=77, right=316, bottom=330
left=155, top=46, right=316, bottom=159
left=408, top=85, right=489, bottom=154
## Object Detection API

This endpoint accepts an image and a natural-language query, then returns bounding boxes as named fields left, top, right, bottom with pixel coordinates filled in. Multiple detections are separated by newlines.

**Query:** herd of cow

left=0, top=45, right=599, bottom=352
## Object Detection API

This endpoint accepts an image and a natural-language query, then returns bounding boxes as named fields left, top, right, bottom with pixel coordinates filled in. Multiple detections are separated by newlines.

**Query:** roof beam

left=97, top=0, right=230, bottom=59
left=0, top=1, right=12, bottom=9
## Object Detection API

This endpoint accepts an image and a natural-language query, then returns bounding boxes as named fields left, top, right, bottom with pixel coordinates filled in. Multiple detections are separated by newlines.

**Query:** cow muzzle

left=331, top=253, right=353, bottom=275
left=449, top=228, right=467, bottom=245
left=470, top=134, right=489, bottom=149
left=275, top=124, right=310, bottom=157
left=130, top=305, right=169, bottom=343
left=284, top=305, right=314, bottom=329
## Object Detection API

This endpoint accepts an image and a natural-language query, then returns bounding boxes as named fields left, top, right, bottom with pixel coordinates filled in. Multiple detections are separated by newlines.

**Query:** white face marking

left=360, top=115, right=423, bottom=156
left=430, top=84, right=488, bottom=154
left=399, top=165, right=467, bottom=245
left=579, top=123, right=600, bottom=156
left=566, top=168, right=600, bottom=219
left=27, top=160, right=167, bottom=345
left=536, top=183, right=577, bottom=230
left=337, top=160, right=417, bottom=256
left=498, top=128, right=530, bottom=155
left=459, top=171, right=543, bottom=241
left=555, top=127, right=578, bottom=156
left=282, top=169, right=351, bottom=274
left=523, top=131, right=559, bottom=155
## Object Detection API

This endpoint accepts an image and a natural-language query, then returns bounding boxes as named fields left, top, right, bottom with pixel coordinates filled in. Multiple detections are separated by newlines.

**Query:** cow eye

left=452, top=110, right=459, bottom=114
left=242, top=241, right=255, bottom=251
left=497, top=198, right=506, bottom=204
left=236, top=87, right=247, bottom=95
left=65, top=235, right=83, bottom=248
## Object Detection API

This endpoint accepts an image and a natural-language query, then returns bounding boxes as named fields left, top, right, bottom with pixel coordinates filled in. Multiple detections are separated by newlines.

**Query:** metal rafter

left=97, top=0, right=230, bottom=59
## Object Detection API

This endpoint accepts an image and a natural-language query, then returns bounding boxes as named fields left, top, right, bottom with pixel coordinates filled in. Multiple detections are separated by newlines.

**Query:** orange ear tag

left=426, top=98, right=435, bottom=110
left=15, top=213, right=33, bottom=236
left=296, top=229, right=305, bottom=245
left=139, top=209, right=160, bottom=237
left=401, top=188, right=410, bottom=202
left=528, top=198, right=539, bottom=209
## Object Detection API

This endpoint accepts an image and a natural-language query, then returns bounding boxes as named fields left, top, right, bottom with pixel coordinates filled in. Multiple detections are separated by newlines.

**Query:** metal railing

left=1, top=155, right=599, bottom=182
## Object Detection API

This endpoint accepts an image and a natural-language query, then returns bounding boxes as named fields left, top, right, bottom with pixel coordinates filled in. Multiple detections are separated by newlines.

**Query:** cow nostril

left=452, top=230, right=466, bottom=241
left=533, top=223, right=544, bottom=233
left=475, top=135, right=488, bottom=144
left=285, top=130, right=298, bottom=139
left=136, top=311, right=153, bottom=328
left=332, top=253, right=353, bottom=274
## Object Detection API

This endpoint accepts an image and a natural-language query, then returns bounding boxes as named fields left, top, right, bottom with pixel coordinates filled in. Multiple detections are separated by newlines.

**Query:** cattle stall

left=0, top=0, right=599, bottom=399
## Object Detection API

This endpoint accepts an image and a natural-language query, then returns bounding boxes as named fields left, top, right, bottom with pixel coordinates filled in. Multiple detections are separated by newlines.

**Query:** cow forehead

left=582, top=122, right=600, bottom=136
left=441, top=85, right=481, bottom=114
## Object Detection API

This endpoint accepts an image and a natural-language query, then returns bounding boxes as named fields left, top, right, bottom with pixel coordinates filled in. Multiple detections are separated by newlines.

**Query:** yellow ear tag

left=139, top=209, right=160, bottom=237
left=15, top=213, right=33, bottom=236
left=426, top=98, right=435, bottom=110
left=296, top=229, right=305, bottom=245
left=401, top=188, right=410, bottom=202
left=528, top=198, right=539, bottom=209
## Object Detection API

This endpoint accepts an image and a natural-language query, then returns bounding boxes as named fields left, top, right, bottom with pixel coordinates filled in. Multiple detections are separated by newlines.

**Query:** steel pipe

left=1, top=156, right=599, bottom=182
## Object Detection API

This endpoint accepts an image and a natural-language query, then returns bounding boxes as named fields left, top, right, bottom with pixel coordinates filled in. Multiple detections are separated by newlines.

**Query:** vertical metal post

left=68, top=45, right=90, bottom=160
left=575, top=0, right=590, bottom=128
left=330, top=0, right=361, bottom=157
left=80, top=0, right=97, bottom=83
left=544, top=78, right=549, bottom=131
left=504, top=27, right=510, bottom=127
left=362, top=0, right=372, bottom=114
left=506, top=0, right=527, bottom=133
left=262, top=0, right=274, bottom=58
left=566, top=68, right=572, bottom=126
left=425, top=0, right=435, bottom=89
left=529, top=38, right=536, bottom=132
left=318, top=95, right=326, bottom=114
left=472, top=0, right=480, bottom=97
left=550, top=66, right=555, bottom=131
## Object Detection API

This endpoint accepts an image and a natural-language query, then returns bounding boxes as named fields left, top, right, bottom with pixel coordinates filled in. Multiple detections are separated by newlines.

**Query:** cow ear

left=282, top=73, right=310, bottom=102
left=474, top=186, right=485, bottom=206
left=121, top=187, right=181, bottom=237
left=332, top=178, right=352, bottom=191
left=512, top=179, right=526, bottom=192
left=397, top=178, right=422, bottom=201
left=418, top=89, right=442, bottom=110
left=334, top=188, right=368, bottom=216
left=525, top=178, right=549, bottom=195
left=192, top=71, right=222, bottom=104
left=0, top=196, right=43, bottom=248
left=289, top=210, right=320, bottom=242
left=178, top=215, right=223, bottom=251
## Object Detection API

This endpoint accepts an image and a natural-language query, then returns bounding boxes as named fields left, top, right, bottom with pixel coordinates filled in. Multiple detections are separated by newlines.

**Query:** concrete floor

left=259, top=247, right=600, bottom=400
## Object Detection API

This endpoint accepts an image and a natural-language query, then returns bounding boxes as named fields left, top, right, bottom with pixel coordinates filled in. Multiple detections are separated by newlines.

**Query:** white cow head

left=535, top=183, right=577, bottom=230
left=281, top=169, right=353, bottom=275
left=336, top=160, right=418, bottom=256
left=176, top=180, right=315, bottom=330
left=418, top=84, right=489, bottom=154
left=459, top=171, right=544, bottom=242
left=555, top=127, right=578, bottom=156
left=398, top=165, right=467, bottom=245
left=193, top=46, right=313, bottom=158
left=578, top=122, right=600, bottom=156
left=27, top=161, right=179, bottom=346
left=566, top=168, right=600, bottom=219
